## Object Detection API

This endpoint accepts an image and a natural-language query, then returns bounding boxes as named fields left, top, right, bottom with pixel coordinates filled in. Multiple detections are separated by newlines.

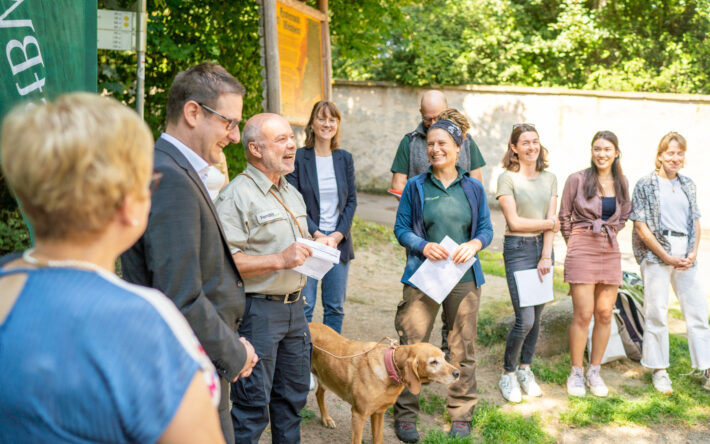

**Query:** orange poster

left=276, top=2, right=324, bottom=126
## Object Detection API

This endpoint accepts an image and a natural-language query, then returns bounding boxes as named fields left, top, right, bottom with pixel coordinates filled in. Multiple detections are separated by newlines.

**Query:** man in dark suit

left=121, top=62, right=257, bottom=444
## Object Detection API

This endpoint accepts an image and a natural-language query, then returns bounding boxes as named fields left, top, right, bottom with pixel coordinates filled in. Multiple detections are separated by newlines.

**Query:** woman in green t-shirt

left=496, top=123, right=559, bottom=403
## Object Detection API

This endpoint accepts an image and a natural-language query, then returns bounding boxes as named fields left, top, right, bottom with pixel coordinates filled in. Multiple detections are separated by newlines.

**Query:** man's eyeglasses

left=512, top=123, right=536, bottom=130
left=199, top=103, right=240, bottom=131
left=149, top=171, right=163, bottom=195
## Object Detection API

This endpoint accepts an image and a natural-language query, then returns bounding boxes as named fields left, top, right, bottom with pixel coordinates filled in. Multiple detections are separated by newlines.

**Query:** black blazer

left=286, top=147, right=357, bottom=263
left=121, top=137, right=247, bottom=380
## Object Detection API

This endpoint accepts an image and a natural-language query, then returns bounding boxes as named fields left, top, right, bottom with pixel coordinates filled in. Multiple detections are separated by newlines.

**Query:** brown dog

left=309, top=322, right=460, bottom=444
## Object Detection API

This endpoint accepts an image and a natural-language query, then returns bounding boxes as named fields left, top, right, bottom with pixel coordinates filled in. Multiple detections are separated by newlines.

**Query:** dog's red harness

left=384, top=346, right=403, bottom=385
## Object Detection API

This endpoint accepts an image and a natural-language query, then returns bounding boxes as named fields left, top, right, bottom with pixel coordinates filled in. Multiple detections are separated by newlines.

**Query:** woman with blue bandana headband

left=392, top=115, right=493, bottom=441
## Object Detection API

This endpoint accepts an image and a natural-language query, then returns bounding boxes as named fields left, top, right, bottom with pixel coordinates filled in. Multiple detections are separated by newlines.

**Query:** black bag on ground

left=615, top=271, right=645, bottom=361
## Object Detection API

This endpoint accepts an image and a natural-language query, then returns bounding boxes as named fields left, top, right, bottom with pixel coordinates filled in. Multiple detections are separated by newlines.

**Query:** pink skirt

left=564, top=228, right=622, bottom=285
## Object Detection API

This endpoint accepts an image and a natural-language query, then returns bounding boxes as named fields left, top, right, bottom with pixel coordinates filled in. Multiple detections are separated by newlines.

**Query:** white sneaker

left=652, top=370, right=673, bottom=394
left=567, top=366, right=586, bottom=397
left=586, top=365, right=609, bottom=397
left=309, top=373, right=316, bottom=391
left=499, top=372, right=522, bottom=403
left=703, top=369, right=710, bottom=392
left=516, top=366, right=543, bottom=397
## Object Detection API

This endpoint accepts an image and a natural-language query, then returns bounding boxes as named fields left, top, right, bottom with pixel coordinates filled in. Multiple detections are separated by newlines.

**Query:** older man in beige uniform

left=216, top=113, right=333, bottom=444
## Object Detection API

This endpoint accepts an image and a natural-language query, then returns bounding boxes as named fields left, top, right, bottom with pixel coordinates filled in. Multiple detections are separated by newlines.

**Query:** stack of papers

left=409, top=236, right=476, bottom=303
left=292, top=238, right=340, bottom=280
left=513, top=269, right=553, bottom=307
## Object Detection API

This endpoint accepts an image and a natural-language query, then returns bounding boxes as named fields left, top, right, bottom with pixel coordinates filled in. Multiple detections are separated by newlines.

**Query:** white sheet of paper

left=291, top=238, right=340, bottom=280
left=513, top=268, right=554, bottom=307
left=409, top=236, right=477, bottom=304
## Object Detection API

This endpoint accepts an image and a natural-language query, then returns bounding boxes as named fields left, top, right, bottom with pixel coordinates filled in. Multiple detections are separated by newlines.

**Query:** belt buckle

left=283, top=290, right=301, bottom=304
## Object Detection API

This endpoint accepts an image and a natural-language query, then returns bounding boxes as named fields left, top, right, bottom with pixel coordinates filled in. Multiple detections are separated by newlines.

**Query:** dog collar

left=384, top=346, right=403, bottom=385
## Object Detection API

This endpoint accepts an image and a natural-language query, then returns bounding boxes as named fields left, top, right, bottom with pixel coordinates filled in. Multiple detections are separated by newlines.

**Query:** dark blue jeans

left=302, top=256, right=350, bottom=334
left=231, top=296, right=311, bottom=444
left=502, top=234, right=549, bottom=372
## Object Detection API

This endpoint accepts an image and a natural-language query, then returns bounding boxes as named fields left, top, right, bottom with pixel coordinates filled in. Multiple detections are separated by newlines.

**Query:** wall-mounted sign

left=275, top=0, right=326, bottom=126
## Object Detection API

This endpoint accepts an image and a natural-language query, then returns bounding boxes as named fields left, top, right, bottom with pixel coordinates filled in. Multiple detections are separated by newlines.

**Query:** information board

left=276, top=0, right=325, bottom=126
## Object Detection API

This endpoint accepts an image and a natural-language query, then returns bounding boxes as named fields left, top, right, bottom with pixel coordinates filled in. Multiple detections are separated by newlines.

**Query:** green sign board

left=0, top=0, right=97, bottom=121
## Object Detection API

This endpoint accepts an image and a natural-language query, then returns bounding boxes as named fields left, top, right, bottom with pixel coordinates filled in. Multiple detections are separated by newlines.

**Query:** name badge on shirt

left=257, top=209, right=283, bottom=224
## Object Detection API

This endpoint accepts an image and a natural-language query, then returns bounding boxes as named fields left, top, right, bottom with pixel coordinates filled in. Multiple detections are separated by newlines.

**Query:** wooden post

left=317, top=0, right=332, bottom=101
left=263, top=0, right=281, bottom=113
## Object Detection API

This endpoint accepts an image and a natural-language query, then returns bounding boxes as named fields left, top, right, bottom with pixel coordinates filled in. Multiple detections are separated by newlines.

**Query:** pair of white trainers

left=499, top=366, right=542, bottom=403
left=566, top=365, right=608, bottom=397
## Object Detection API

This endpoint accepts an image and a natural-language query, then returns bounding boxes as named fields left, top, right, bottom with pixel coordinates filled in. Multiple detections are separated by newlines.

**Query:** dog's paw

left=321, top=416, right=336, bottom=429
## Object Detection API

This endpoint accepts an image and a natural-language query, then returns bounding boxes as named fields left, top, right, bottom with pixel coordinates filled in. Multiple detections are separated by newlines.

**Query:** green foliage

left=97, top=0, right=264, bottom=177
left=0, top=208, right=31, bottom=255
left=334, top=0, right=710, bottom=95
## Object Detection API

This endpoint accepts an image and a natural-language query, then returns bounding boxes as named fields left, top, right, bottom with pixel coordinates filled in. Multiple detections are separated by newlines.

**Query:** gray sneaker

left=567, top=366, right=586, bottom=397
left=516, top=366, right=543, bottom=397
left=586, top=365, right=609, bottom=397
left=703, top=369, right=710, bottom=391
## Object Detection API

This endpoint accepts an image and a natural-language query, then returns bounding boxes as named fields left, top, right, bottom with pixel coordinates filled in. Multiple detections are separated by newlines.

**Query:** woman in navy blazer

left=286, top=101, right=357, bottom=334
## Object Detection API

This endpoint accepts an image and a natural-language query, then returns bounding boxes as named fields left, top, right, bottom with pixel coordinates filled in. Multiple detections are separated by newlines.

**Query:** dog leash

left=311, top=336, right=399, bottom=359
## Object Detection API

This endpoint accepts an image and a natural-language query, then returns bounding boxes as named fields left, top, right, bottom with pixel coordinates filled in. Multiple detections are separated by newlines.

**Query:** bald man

left=389, top=90, right=485, bottom=192
left=216, top=113, right=332, bottom=443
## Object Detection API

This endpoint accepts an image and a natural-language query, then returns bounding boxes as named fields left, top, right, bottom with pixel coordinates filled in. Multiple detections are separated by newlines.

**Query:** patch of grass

left=533, top=353, right=571, bottom=385
left=421, top=402, right=554, bottom=443
left=477, top=301, right=511, bottom=346
left=471, top=402, right=554, bottom=444
left=478, top=249, right=506, bottom=277
left=419, top=389, right=447, bottom=417
left=351, top=216, right=398, bottom=249
left=298, top=408, right=316, bottom=423
left=560, top=334, right=710, bottom=427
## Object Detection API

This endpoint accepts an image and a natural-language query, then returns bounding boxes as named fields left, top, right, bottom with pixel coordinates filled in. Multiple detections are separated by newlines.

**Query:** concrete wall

left=332, top=80, right=710, bottom=227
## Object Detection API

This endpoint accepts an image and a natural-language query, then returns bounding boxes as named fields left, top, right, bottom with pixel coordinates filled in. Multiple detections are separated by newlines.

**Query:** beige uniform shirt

left=215, top=163, right=308, bottom=295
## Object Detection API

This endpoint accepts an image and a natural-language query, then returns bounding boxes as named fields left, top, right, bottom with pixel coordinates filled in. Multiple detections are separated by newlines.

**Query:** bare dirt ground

left=257, top=239, right=710, bottom=443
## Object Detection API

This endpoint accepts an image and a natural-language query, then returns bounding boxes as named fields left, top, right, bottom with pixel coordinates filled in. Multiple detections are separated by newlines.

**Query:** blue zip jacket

left=394, top=170, right=493, bottom=288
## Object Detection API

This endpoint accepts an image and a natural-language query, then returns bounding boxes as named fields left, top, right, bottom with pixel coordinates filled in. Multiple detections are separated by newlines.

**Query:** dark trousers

left=393, top=281, right=480, bottom=422
left=502, top=235, right=547, bottom=372
left=231, top=297, right=311, bottom=444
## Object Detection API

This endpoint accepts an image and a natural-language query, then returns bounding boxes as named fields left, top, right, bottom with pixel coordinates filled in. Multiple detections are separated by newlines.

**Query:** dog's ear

left=402, top=357, right=421, bottom=395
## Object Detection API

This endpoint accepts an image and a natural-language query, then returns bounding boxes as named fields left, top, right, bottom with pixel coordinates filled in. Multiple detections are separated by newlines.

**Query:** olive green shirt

left=495, top=170, right=557, bottom=234
left=215, top=163, right=308, bottom=295
left=422, top=167, right=474, bottom=282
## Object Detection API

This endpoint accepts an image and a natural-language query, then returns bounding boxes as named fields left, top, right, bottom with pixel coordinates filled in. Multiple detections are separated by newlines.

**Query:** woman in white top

left=286, top=101, right=357, bottom=334
left=629, top=131, right=710, bottom=393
